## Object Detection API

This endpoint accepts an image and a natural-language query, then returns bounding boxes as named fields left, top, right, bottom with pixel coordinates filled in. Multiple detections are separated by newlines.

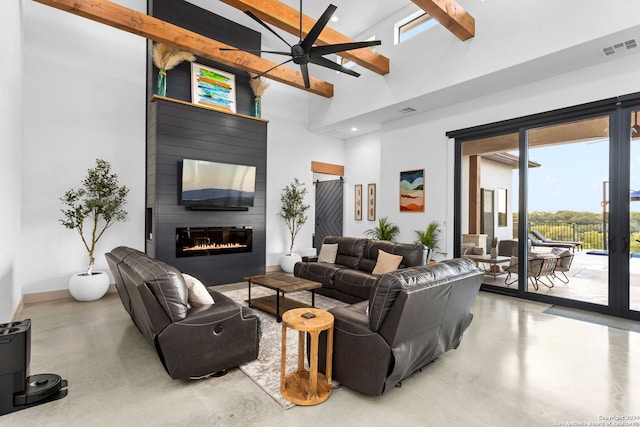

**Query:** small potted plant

left=490, top=237, right=499, bottom=258
left=365, top=217, right=400, bottom=241
left=415, top=221, right=441, bottom=263
left=278, top=178, right=310, bottom=273
left=60, top=159, right=129, bottom=301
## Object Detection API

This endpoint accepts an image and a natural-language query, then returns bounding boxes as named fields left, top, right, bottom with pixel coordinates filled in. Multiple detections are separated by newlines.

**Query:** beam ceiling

left=33, top=0, right=334, bottom=97
left=219, top=0, right=390, bottom=75
left=411, top=0, right=475, bottom=41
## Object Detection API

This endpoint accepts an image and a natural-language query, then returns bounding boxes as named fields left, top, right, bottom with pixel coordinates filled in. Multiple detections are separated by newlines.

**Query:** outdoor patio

left=481, top=250, right=640, bottom=311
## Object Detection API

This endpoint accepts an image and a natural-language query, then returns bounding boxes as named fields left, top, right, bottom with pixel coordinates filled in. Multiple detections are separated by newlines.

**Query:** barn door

left=314, top=179, right=343, bottom=248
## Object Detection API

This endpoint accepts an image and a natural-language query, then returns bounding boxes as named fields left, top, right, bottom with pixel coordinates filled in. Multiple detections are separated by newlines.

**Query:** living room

left=2, top=0, right=640, bottom=424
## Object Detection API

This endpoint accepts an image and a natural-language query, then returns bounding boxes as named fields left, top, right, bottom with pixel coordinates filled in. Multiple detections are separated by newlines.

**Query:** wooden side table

left=280, top=308, right=334, bottom=405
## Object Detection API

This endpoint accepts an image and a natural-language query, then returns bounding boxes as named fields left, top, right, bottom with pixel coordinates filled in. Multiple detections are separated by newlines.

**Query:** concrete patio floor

left=481, top=251, right=640, bottom=312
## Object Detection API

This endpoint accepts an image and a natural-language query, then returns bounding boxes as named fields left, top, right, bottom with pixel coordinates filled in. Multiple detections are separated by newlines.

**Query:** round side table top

left=281, top=308, right=334, bottom=331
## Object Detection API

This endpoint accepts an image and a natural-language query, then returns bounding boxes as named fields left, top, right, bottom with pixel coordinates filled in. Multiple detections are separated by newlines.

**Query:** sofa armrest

left=156, top=295, right=260, bottom=379
left=302, top=255, right=318, bottom=262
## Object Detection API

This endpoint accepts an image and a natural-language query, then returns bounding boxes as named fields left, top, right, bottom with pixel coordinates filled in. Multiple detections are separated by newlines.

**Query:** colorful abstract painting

left=400, top=169, right=424, bottom=212
left=191, top=63, right=236, bottom=113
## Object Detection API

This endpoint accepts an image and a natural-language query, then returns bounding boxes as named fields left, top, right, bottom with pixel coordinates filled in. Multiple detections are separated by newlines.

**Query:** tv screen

left=181, top=159, right=256, bottom=208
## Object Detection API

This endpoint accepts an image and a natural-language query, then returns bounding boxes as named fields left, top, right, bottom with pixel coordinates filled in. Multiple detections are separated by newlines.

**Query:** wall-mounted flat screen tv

left=181, top=159, right=256, bottom=208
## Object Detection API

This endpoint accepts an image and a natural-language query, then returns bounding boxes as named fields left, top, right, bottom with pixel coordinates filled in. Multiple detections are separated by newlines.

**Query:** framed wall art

left=400, top=169, right=425, bottom=212
left=191, top=62, right=236, bottom=113
left=355, top=184, right=363, bottom=220
left=367, top=183, right=376, bottom=221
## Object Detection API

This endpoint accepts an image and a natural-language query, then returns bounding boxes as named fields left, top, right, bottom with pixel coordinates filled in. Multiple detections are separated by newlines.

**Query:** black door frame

left=450, top=92, right=640, bottom=320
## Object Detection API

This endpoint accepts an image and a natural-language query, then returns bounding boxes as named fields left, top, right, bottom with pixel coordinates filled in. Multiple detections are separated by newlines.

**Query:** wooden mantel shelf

left=150, top=95, right=269, bottom=123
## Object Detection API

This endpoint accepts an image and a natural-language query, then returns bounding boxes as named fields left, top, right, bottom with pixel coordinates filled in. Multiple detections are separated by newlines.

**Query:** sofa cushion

left=183, top=273, right=214, bottom=306
left=123, top=254, right=189, bottom=321
left=318, top=243, right=339, bottom=263
left=323, top=236, right=367, bottom=269
left=372, top=250, right=403, bottom=275
left=334, top=269, right=379, bottom=301
left=363, top=240, right=426, bottom=270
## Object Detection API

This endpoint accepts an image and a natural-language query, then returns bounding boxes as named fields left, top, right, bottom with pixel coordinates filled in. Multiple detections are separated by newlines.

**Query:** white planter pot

left=279, top=253, right=302, bottom=273
left=68, top=271, right=110, bottom=302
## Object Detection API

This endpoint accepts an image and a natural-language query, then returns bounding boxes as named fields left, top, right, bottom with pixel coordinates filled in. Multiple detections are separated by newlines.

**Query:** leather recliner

left=106, top=246, right=260, bottom=380
left=318, top=258, right=483, bottom=396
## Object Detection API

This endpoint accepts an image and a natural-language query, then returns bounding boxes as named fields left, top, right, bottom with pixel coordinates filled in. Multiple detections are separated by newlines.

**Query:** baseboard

left=11, top=297, right=24, bottom=322
left=266, top=264, right=282, bottom=273
left=22, top=284, right=117, bottom=305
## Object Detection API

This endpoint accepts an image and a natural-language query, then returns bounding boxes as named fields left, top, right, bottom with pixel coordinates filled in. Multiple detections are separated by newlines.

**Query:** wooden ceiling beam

left=33, top=0, right=334, bottom=97
left=411, top=0, right=475, bottom=41
left=219, top=0, right=390, bottom=75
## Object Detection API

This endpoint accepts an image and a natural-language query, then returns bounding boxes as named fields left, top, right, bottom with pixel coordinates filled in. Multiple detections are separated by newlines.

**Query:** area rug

left=223, top=286, right=348, bottom=409
left=543, top=305, right=640, bottom=333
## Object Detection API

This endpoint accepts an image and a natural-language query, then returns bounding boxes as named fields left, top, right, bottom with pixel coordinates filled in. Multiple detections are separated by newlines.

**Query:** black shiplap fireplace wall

left=146, top=1, right=267, bottom=285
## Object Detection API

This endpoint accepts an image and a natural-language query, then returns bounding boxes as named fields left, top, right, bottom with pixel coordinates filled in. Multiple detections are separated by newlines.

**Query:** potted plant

left=278, top=178, right=310, bottom=273
left=60, top=159, right=129, bottom=301
left=490, top=237, right=499, bottom=258
left=415, top=221, right=441, bottom=263
left=365, top=217, right=400, bottom=241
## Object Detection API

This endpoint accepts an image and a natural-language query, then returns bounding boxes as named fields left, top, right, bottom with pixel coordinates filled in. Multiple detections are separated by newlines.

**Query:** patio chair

left=504, top=255, right=557, bottom=291
left=528, top=233, right=577, bottom=252
left=550, top=247, right=574, bottom=284
left=531, top=230, right=582, bottom=252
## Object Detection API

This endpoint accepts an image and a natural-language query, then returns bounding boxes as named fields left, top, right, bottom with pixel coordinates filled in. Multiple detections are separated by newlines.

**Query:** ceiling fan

left=221, top=1, right=382, bottom=88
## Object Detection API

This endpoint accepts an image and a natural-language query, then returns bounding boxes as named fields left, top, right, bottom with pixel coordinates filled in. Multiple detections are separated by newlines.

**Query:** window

left=394, top=11, right=437, bottom=45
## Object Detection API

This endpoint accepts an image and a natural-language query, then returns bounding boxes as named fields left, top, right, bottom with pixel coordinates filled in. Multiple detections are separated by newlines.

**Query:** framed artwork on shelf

left=400, top=169, right=425, bottom=212
left=367, top=183, right=376, bottom=221
left=191, top=62, right=236, bottom=113
left=355, top=184, right=363, bottom=220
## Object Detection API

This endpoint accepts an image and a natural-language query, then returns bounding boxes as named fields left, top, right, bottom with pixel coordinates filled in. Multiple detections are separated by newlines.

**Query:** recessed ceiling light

left=351, top=127, right=358, bottom=132
left=331, top=16, right=339, bottom=23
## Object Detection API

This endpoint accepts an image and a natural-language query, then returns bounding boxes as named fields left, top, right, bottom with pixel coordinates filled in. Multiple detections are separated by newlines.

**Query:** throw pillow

left=372, top=250, right=403, bottom=275
left=318, top=243, right=339, bottom=263
left=182, top=273, right=214, bottom=306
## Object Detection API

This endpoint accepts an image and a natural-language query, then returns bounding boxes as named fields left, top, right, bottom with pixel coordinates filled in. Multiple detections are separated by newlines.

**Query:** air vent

left=399, top=107, right=417, bottom=113
left=602, top=39, right=637, bottom=56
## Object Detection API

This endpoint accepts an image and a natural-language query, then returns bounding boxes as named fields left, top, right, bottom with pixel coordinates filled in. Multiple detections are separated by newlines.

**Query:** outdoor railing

left=514, top=221, right=605, bottom=250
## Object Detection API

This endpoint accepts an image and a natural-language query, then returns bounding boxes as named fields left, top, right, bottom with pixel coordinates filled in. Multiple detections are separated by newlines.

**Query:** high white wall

left=18, top=0, right=147, bottom=295
left=0, top=1, right=24, bottom=322
left=263, top=82, right=344, bottom=266
left=343, top=50, right=640, bottom=258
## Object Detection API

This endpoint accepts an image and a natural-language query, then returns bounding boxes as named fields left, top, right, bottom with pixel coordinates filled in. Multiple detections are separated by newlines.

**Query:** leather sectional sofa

left=318, top=258, right=483, bottom=395
left=106, top=246, right=261, bottom=380
left=293, top=236, right=428, bottom=303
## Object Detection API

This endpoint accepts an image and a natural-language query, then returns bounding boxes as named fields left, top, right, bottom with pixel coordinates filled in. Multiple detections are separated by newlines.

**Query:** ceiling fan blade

left=309, top=56, right=361, bottom=77
left=310, top=40, right=381, bottom=58
left=219, top=48, right=291, bottom=56
left=300, top=4, right=337, bottom=52
left=245, top=10, right=292, bottom=47
left=300, top=63, right=310, bottom=88
left=253, top=58, right=293, bottom=80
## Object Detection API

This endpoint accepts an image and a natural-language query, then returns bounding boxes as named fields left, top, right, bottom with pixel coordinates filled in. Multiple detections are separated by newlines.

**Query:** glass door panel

left=629, top=109, right=640, bottom=312
left=525, top=116, right=610, bottom=304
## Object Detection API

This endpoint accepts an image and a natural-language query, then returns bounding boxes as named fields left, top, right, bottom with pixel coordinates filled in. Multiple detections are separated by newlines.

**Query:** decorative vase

left=68, top=271, right=110, bottom=302
left=157, top=68, right=167, bottom=97
left=490, top=247, right=498, bottom=258
left=280, top=253, right=302, bottom=273
left=254, top=96, right=261, bottom=118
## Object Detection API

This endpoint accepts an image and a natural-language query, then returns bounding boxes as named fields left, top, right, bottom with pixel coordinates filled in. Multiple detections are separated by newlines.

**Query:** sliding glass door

left=453, top=95, right=640, bottom=320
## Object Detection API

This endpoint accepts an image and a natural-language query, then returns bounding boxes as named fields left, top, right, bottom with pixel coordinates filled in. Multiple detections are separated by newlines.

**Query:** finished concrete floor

left=3, top=289, right=640, bottom=426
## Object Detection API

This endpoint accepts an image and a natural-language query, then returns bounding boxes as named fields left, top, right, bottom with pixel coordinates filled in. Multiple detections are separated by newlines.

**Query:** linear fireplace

left=176, top=226, right=252, bottom=257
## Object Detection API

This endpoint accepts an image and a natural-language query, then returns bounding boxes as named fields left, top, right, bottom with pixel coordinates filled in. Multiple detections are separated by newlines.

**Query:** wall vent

left=399, top=107, right=417, bottom=113
left=603, top=39, right=637, bottom=56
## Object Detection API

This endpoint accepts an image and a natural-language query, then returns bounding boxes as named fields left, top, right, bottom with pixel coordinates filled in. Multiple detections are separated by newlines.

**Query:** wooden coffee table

left=244, top=273, right=322, bottom=322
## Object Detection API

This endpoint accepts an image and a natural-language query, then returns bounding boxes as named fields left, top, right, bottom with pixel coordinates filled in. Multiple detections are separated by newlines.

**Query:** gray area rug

left=543, top=306, right=640, bottom=333
left=223, top=287, right=348, bottom=409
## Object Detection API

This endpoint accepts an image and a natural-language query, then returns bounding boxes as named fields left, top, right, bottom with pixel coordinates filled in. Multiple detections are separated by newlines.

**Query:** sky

left=511, top=139, right=640, bottom=213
